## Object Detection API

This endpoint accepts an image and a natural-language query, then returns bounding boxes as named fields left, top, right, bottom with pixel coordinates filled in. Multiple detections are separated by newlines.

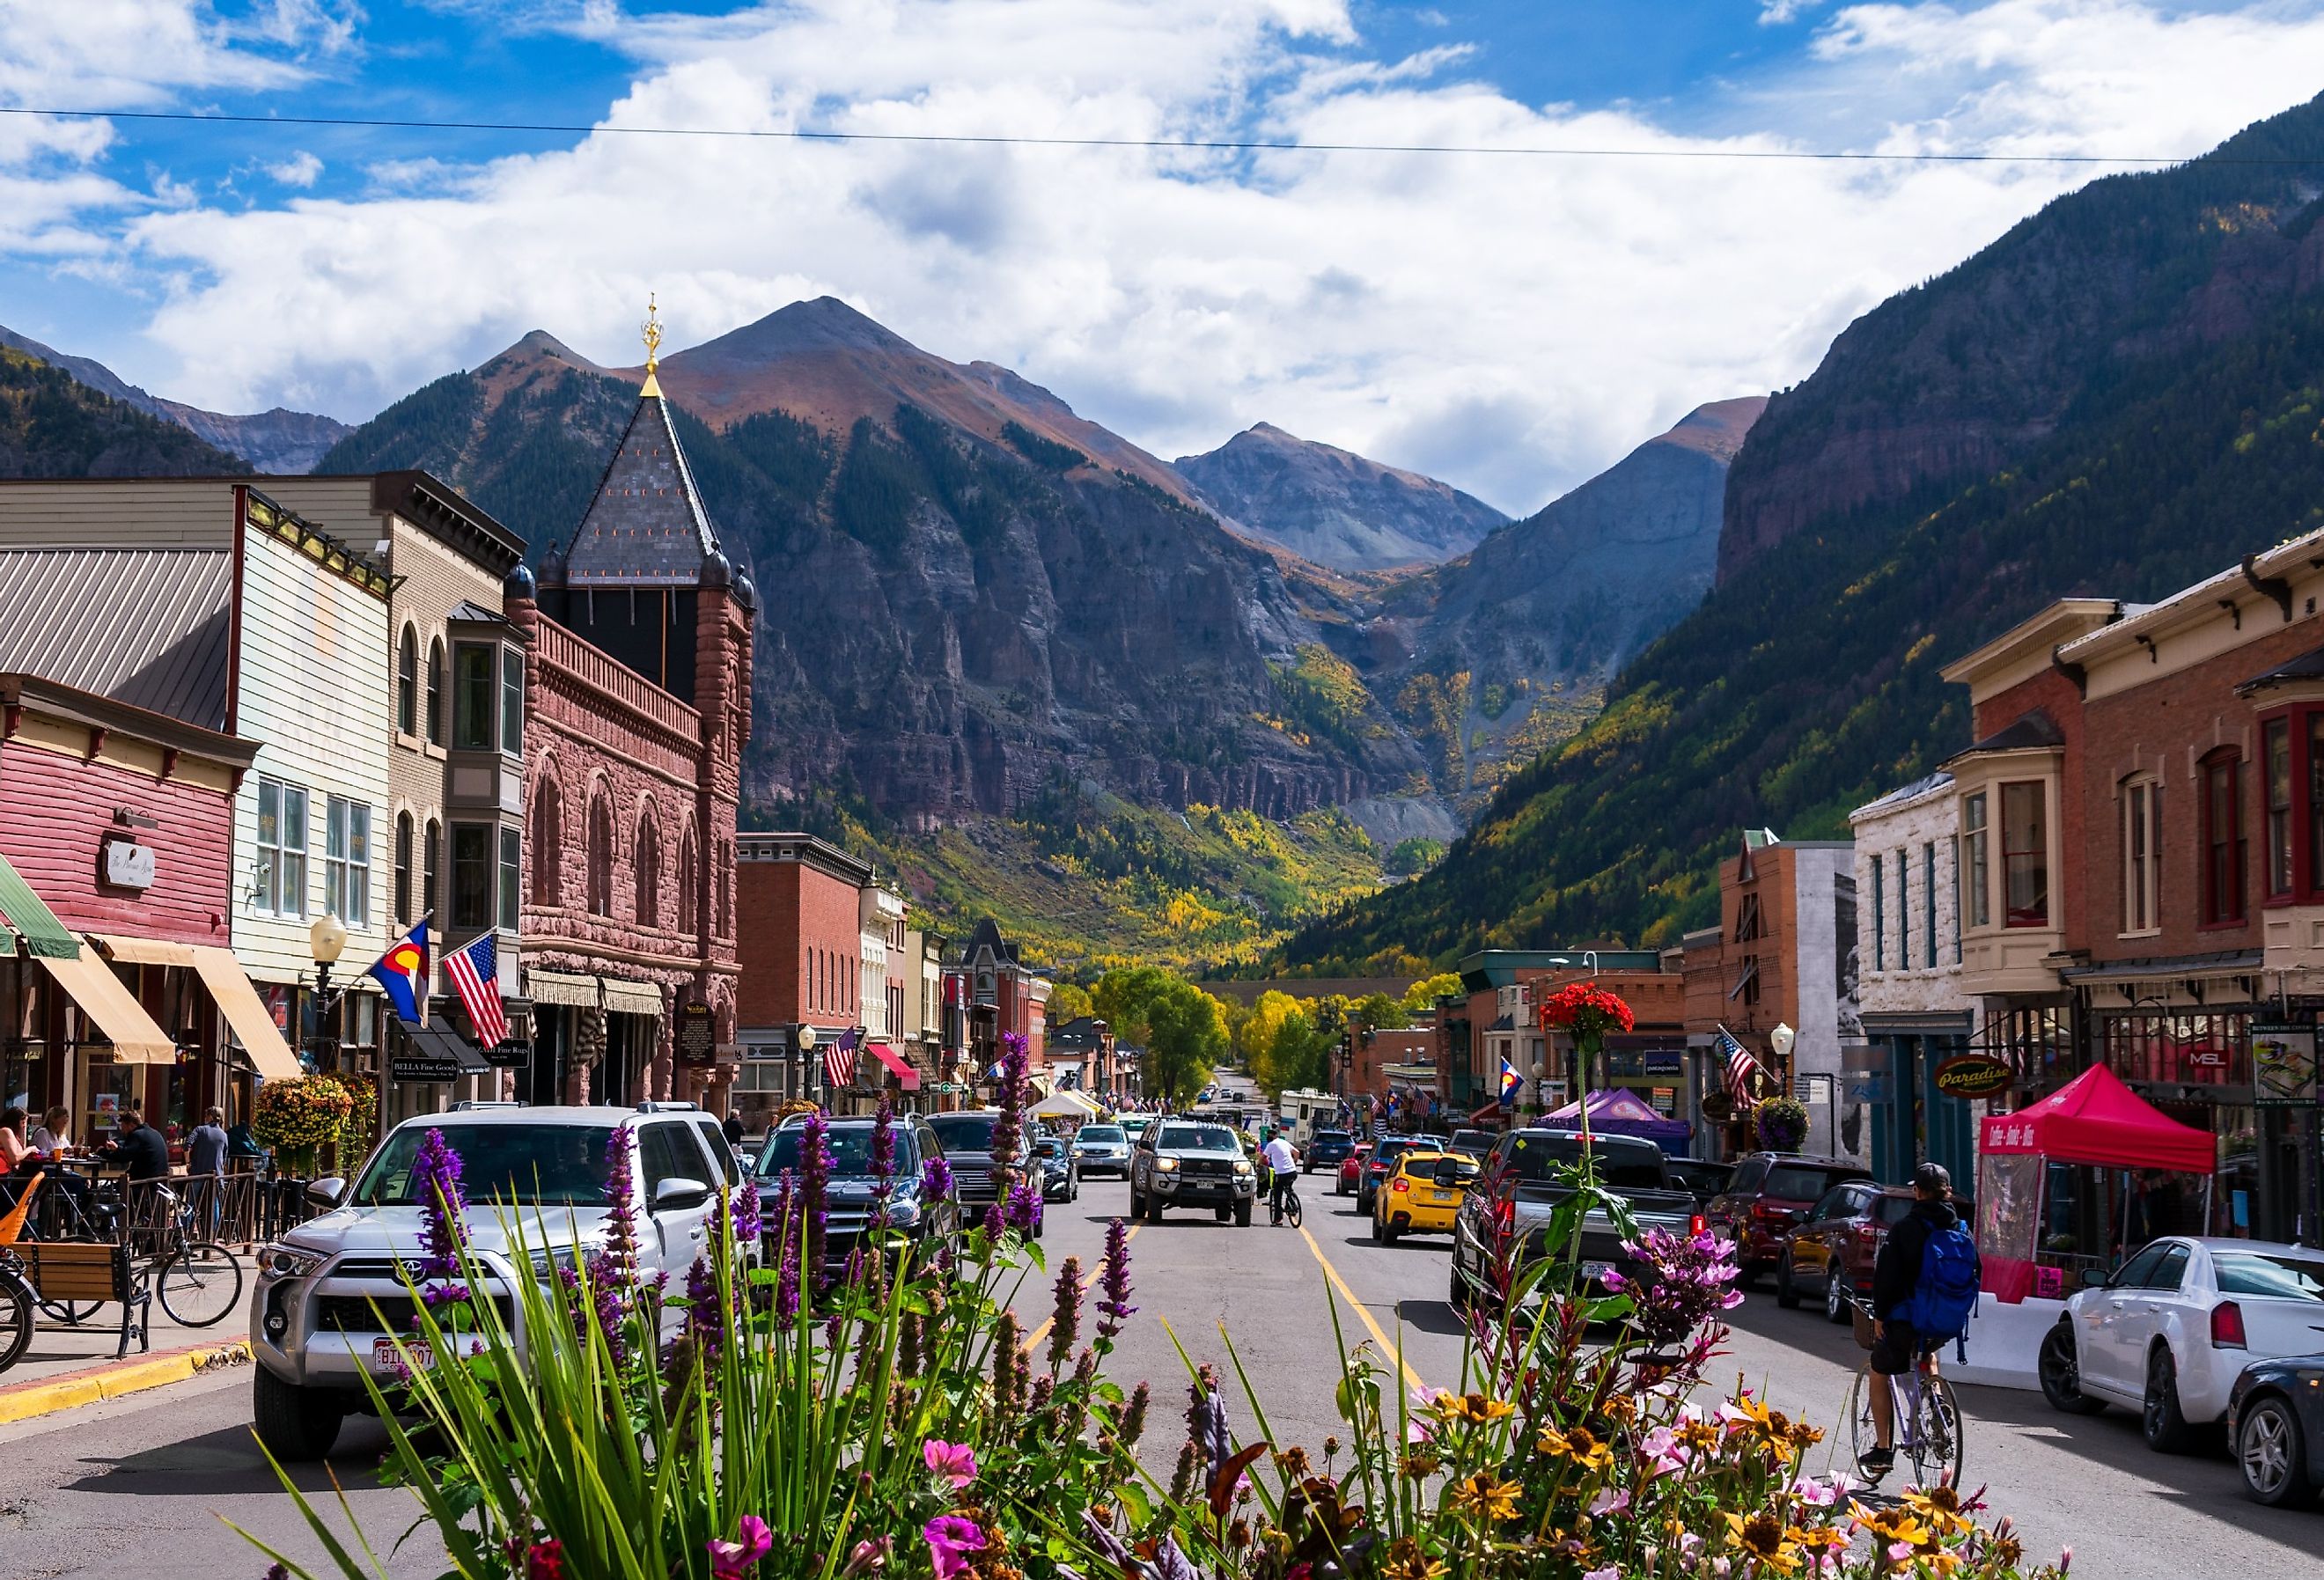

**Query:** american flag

left=444, top=933, right=508, bottom=1049
left=1717, top=1025, right=1764, bottom=1107
left=823, top=1026, right=861, bottom=1094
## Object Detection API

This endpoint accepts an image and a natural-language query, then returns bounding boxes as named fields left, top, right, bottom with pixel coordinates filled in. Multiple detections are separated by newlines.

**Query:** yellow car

left=1372, top=1149, right=1478, bottom=1243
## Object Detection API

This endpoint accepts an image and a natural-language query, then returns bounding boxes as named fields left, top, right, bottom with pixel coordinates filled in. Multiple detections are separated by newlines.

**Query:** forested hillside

left=0, top=348, right=249, bottom=478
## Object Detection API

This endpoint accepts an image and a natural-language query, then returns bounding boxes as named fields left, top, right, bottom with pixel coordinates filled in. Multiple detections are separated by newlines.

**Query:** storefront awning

left=866, top=1040, right=920, bottom=1091
left=0, top=851, right=78, bottom=959
left=92, top=934, right=195, bottom=967
left=189, top=945, right=303, bottom=1081
left=527, top=969, right=599, bottom=1007
left=39, top=943, right=175, bottom=1063
left=601, top=978, right=664, bottom=1018
left=401, top=1022, right=491, bottom=1075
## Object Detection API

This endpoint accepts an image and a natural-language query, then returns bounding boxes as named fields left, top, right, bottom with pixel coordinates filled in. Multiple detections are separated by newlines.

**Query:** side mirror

left=652, top=1177, right=712, bottom=1213
left=2085, top=1267, right=2109, bottom=1289
left=1433, top=1161, right=1465, bottom=1187
left=305, top=1177, right=346, bottom=1209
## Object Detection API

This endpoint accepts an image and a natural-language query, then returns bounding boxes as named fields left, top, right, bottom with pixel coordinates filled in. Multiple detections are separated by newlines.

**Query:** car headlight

left=882, top=1198, right=923, bottom=1229
left=258, top=1244, right=327, bottom=1280
left=1155, top=1157, right=1179, bottom=1172
left=528, top=1245, right=585, bottom=1277
left=1233, top=1159, right=1254, bottom=1175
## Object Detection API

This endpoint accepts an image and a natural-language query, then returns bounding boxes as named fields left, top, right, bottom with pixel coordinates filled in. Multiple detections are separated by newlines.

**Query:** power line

left=0, top=103, right=2286, bottom=165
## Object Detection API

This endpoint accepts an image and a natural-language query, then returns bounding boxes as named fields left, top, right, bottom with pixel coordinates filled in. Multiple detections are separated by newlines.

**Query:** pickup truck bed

left=1451, top=1128, right=1698, bottom=1306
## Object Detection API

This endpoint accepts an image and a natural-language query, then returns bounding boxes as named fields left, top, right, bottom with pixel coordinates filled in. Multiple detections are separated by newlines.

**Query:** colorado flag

left=367, top=919, right=430, bottom=1025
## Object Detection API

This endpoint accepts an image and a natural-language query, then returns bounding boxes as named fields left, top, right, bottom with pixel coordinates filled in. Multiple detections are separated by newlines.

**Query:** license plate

left=1428, top=1190, right=1454, bottom=1203
left=1582, top=1260, right=1613, bottom=1282
left=374, top=1336, right=432, bottom=1373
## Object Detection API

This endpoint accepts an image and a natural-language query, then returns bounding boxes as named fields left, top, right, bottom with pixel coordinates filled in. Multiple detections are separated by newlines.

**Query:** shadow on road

left=60, top=1418, right=401, bottom=1498
left=1394, top=1298, right=1470, bottom=1338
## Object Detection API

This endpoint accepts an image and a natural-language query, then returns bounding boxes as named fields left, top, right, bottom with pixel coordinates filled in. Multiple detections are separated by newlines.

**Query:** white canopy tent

left=1031, top=1088, right=1102, bottom=1122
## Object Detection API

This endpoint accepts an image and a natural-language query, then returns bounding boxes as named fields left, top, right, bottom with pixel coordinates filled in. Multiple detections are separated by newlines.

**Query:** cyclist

left=1260, top=1128, right=1299, bottom=1225
left=1861, top=1161, right=1979, bottom=1479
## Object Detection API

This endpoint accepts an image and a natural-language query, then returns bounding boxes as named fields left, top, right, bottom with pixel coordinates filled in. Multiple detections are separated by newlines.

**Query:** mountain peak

left=678, top=295, right=916, bottom=367
left=1174, top=424, right=1504, bottom=571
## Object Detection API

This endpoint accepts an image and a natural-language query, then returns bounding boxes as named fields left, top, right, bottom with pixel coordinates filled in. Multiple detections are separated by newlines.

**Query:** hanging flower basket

left=1754, top=1095, right=1810, bottom=1152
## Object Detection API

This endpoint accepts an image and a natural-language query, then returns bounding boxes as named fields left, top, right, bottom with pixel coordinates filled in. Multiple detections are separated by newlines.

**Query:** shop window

left=587, top=795, right=614, bottom=917
left=531, top=782, right=562, bottom=907
left=453, top=643, right=496, bottom=751
left=1999, top=781, right=2047, bottom=928
left=498, top=827, right=520, bottom=931
left=2268, top=718, right=2294, bottom=900
left=1962, top=793, right=1989, bottom=929
left=394, top=812, right=414, bottom=927
left=452, top=824, right=493, bottom=930
left=396, top=626, right=419, bottom=737
left=255, top=778, right=308, bottom=917
left=423, top=818, right=440, bottom=918
left=2201, top=749, right=2247, bottom=926
left=425, top=638, right=445, bottom=746
left=2121, top=778, right=2160, bottom=933
left=636, top=815, right=660, bottom=928
left=325, top=797, right=371, bottom=923
left=501, top=647, right=525, bottom=755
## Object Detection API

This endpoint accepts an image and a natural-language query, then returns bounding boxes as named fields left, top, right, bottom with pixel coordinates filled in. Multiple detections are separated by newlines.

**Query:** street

left=4, top=1097, right=2322, bottom=1577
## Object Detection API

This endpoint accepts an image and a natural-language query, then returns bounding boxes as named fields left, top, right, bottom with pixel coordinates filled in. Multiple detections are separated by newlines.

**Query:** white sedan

left=2039, top=1236, right=2324, bottom=1451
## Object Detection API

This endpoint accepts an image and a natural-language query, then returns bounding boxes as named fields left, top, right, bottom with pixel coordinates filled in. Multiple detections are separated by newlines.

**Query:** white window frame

left=256, top=778, right=309, bottom=917
left=2121, top=776, right=2162, bottom=937
left=326, top=797, right=371, bottom=924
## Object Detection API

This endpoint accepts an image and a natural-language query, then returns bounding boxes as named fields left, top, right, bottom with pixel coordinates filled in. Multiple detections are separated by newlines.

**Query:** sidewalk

left=0, top=1271, right=254, bottom=1423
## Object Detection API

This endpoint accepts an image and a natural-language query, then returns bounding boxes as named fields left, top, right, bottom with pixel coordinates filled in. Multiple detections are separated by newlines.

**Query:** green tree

left=1239, top=990, right=1334, bottom=1095
left=1047, top=981, right=1095, bottom=1024
left=1143, top=980, right=1230, bottom=1104
left=1347, top=992, right=1410, bottom=1035
left=1092, top=965, right=1176, bottom=1047
left=1401, top=972, right=1463, bottom=1016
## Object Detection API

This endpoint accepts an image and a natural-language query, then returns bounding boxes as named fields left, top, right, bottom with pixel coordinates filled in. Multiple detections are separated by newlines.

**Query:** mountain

left=1278, top=92, right=2324, bottom=972
left=0, top=343, right=250, bottom=477
left=1173, top=423, right=1505, bottom=570
left=1358, top=397, right=1763, bottom=810
left=0, top=324, right=349, bottom=473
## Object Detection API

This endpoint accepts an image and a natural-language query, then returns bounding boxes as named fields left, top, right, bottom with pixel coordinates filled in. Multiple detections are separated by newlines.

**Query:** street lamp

left=1769, top=1021, right=1795, bottom=1077
left=308, top=915, right=349, bottom=1072
left=793, top=1022, right=818, bottom=1104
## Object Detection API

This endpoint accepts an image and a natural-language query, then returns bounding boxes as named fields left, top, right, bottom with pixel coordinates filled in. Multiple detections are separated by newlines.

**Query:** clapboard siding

left=248, top=477, right=386, bottom=547
left=0, top=479, right=240, bottom=547
left=0, top=733, right=235, bottom=944
left=232, top=513, right=393, bottom=984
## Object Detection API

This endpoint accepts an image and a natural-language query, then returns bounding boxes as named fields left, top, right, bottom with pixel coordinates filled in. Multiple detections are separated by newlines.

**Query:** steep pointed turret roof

left=560, top=386, right=724, bottom=587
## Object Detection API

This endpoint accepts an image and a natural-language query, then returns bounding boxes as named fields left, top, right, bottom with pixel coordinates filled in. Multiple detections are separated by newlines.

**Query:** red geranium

left=1536, top=981, right=1636, bottom=1042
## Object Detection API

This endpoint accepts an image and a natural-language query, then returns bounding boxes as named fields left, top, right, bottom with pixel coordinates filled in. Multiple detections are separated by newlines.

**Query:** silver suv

left=249, top=1103, right=741, bottom=1460
left=1128, top=1120, right=1258, bottom=1225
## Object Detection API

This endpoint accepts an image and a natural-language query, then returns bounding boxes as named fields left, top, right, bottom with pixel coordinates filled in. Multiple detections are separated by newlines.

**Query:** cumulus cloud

left=18, top=0, right=2324, bottom=512
left=265, top=150, right=324, bottom=187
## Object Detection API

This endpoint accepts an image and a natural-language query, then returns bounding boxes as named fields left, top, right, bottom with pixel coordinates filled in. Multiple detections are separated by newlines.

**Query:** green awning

left=0, top=851, right=80, bottom=959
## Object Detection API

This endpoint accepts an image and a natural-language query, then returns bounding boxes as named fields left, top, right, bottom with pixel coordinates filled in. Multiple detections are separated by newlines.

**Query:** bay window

left=452, top=823, right=494, bottom=930
left=2000, top=781, right=2048, bottom=928
left=2269, top=718, right=2294, bottom=899
left=453, top=643, right=496, bottom=751
left=1962, top=793, right=1989, bottom=930
left=2201, top=749, right=2246, bottom=926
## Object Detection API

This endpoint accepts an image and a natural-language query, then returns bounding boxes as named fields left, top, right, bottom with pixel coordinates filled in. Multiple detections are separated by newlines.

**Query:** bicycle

left=134, top=1182, right=246, bottom=1328
left=1843, top=1298, right=1964, bottom=1488
left=1269, top=1170, right=1304, bottom=1229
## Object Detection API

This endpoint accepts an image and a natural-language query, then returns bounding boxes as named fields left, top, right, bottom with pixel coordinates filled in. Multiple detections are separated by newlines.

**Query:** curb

left=0, top=1340, right=252, bottom=1426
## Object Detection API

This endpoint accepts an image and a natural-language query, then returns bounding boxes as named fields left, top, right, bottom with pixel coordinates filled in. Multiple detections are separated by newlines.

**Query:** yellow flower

left=1435, top=1391, right=1516, bottom=1427
left=1600, top=1393, right=1638, bottom=1426
left=1535, top=1422, right=1614, bottom=1473
left=1675, top=1417, right=1724, bottom=1456
left=1399, top=1447, right=1442, bottom=1481
left=1379, top=1539, right=1448, bottom=1580
left=1447, top=1473, right=1521, bottom=1525
left=1904, top=1484, right=1975, bottom=1539
left=1723, top=1511, right=1803, bottom=1576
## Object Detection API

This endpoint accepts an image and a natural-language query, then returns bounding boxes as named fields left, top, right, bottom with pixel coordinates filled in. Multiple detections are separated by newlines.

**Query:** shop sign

left=100, top=838, right=154, bottom=890
left=675, top=1002, right=717, bottom=1066
left=2186, top=1041, right=2229, bottom=1069
left=2254, top=1020, right=2318, bottom=1107
left=482, top=1040, right=526, bottom=1068
left=1933, top=1054, right=2012, bottom=1099
left=390, top=1055, right=463, bottom=1083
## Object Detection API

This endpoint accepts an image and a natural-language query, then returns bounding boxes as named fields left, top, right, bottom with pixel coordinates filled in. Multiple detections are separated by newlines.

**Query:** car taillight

left=2212, top=1301, right=2247, bottom=1349
left=1689, top=1213, right=1707, bottom=1238
left=1853, top=1223, right=1881, bottom=1243
left=1391, top=1179, right=1409, bottom=1194
left=1752, top=1202, right=1790, bottom=1221
left=1492, top=1194, right=1515, bottom=1238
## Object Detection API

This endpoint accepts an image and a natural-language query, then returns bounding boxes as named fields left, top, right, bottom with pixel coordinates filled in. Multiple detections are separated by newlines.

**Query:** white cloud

left=266, top=150, right=324, bottom=187
left=23, top=0, right=2324, bottom=512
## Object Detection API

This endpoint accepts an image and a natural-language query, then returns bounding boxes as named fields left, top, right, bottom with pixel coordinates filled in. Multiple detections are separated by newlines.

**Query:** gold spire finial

left=640, top=292, right=664, bottom=397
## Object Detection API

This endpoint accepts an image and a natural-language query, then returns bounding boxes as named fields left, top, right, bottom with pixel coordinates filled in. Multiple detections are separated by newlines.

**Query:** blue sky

left=5, top=1, right=2324, bottom=510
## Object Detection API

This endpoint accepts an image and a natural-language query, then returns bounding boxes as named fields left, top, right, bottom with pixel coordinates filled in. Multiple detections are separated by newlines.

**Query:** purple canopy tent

left=1545, top=1088, right=1692, bottom=1152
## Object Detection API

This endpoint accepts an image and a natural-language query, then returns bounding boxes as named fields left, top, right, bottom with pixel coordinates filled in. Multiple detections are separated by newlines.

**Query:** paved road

left=4, top=1088, right=2320, bottom=1577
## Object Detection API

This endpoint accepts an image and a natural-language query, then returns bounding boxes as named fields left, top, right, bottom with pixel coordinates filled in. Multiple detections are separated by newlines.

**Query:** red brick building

left=734, top=832, right=873, bottom=1125
left=945, top=919, right=1050, bottom=1087
left=511, top=352, right=752, bottom=1109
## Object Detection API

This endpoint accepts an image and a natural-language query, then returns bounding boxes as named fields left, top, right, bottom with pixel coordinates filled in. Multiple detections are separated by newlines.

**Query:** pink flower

left=1586, top=1487, right=1629, bottom=1517
left=924, top=1515, right=987, bottom=1580
left=708, top=1516, right=773, bottom=1578
left=1788, top=1473, right=1845, bottom=1508
left=1585, top=1569, right=1622, bottom=1580
left=923, top=1438, right=978, bottom=1489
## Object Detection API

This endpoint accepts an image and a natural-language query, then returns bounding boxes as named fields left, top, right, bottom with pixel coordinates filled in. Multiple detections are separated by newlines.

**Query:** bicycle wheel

left=1843, top=1367, right=1879, bottom=1473
left=158, top=1242, right=244, bottom=1328
left=1285, top=1189, right=1304, bottom=1228
left=0, top=1268, right=33, bottom=1372
left=1908, top=1374, right=1964, bottom=1487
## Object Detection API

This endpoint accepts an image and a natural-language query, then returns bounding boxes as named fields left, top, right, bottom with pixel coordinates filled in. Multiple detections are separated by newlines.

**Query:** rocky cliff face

left=0, top=324, right=349, bottom=474
left=1173, top=422, right=1504, bottom=570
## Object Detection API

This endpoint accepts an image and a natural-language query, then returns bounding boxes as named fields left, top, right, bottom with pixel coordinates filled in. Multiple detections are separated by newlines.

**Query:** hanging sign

left=1933, top=1054, right=2012, bottom=1099
left=2254, top=1021, right=2318, bottom=1107
left=675, top=1002, right=717, bottom=1066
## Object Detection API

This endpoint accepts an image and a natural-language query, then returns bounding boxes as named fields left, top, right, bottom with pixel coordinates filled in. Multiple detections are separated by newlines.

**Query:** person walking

left=188, top=1106, right=230, bottom=1235
left=722, top=1108, right=746, bottom=1149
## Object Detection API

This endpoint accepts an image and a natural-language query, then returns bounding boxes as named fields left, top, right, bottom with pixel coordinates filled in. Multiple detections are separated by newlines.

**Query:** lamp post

left=308, top=915, right=348, bottom=1072
left=1769, top=1021, right=1796, bottom=1085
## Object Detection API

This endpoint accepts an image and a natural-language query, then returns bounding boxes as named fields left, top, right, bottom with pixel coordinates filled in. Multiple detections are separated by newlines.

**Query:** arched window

left=587, top=794, right=614, bottom=917
left=425, top=638, right=445, bottom=746
left=530, top=781, right=563, bottom=907
left=422, top=818, right=441, bottom=919
left=393, top=812, right=415, bottom=925
left=396, top=627, right=419, bottom=736
left=635, top=812, right=660, bottom=928
left=717, top=842, right=732, bottom=937
left=676, top=827, right=698, bottom=934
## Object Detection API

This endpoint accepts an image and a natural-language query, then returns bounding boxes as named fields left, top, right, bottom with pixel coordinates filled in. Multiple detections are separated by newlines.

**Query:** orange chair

left=0, top=1172, right=42, bottom=1247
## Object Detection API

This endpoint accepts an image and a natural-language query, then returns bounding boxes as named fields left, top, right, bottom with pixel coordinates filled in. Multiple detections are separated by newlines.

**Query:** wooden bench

left=17, top=1240, right=149, bottom=1358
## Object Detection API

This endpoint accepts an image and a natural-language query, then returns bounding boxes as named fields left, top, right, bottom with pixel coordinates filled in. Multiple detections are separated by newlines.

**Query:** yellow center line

left=1298, top=1224, right=1427, bottom=1396
left=1022, top=1222, right=1142, bottom=1353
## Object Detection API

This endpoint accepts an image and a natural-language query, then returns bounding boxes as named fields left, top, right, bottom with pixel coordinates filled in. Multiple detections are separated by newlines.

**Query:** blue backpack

left=1903, top=1223, right=1980, bottom=1342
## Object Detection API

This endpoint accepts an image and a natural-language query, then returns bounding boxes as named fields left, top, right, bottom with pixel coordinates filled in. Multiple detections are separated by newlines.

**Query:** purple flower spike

left=1095, top=1216, right=1136, bottom=1339
left=800, top=1109, right=831, bottom=1283
left=410, top=1128, right=471, bottom=1306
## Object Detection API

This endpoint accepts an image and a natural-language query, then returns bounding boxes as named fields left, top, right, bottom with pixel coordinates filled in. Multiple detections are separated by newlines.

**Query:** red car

left=1703, top=1153, right=1872, bottom=1289
left=1339, top=1143, right=1372, bottom=1195
left=1777, top=1180, right=1977, bottom=1323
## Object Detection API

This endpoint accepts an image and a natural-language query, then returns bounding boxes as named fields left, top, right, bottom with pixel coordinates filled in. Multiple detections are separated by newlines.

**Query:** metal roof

left=559, top=393, right=724, bottom=586
left=0, top=547, right=231, bottom=729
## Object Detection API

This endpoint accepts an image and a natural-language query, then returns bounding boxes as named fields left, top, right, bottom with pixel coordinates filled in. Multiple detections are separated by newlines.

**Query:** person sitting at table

left=0, top=1106, right=29, bottom=1172
left=27, top=1105, right=70, bottom=1155
left=101, top=1107, right=171, bottom=1182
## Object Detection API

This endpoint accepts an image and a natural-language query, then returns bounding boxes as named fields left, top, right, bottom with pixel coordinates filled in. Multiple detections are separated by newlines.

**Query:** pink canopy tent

left=1546, top=1088, right=1692, bottom=1151
left=1977, top=1062, right=2214, bottom=1175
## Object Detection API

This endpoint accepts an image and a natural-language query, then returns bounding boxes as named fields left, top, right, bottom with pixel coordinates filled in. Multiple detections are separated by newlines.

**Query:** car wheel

left=1736, top=1259, right=1762, bottom=1292
left=2239, top=1394, right=2311, bottom=1507
left=2038, top=1320, right=2102, bottom=1415
left=253, top=1366, right=345, bottom=1463
left=1776, top=1253, right=1801, bottom=1309
left=1234, top=1200, right=1252, bottom=1228
left=2144, top=1347, right=2194, bottom=1453
left=1824, top=1266, right=1850, bottom=1326
left=1382, top=1220, right=1401, bottom=1246
left=1371, top=1211, right=1384, bottom=1242
left=1129, top=1186, right=1145, bottom=1219
left=1144, top=1192, right=1164, bottom=1224
left=1448, top=1255, right=1470, bottom=1312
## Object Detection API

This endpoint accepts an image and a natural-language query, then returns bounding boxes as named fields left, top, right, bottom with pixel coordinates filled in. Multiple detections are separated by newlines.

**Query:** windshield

left=1872, top=1195, right=1915, bottom=1227
left=1314, top=1130, right=1350, bottom=1143
left=1765, top=1166, right=1863, bottom=1201
left=355, top=1123, right=614, bottom=1207
left=1158, top=1126, right=1239, bottom=1151
left=2214, top=1251, right=2324, bottom=1301
left=1077, top=1127, right=1126, bottom=1143
left=1504, top=1135, right=1666, bottom=1191
left=1035, top=1139, right=1064, bottom=1157
left=756, top=1126, right=920, bottom=1179
left=929, top=1114, right=999, bottom=1152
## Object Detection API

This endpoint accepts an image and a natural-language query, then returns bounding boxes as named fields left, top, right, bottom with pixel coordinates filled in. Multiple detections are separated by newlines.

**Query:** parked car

left=925, top=1110, right=1039, bottom=1236
left=1775, top=1182, right=1917, bottom=1322
left=1445, top=1129, right=1497, bottom=1161
left=1357, top=1135, right=1430, bottom=1216
left=1449, top=1129, right=1700, bottom=1312
left=757, top=1111, right=961, bottom=1271
left=1118, top=1116, right=1152, bottom=1146
left=1339, top=1143, right=1370, bottom=1196
left=1306, top=1128, right=1357, bottom=1173
left=250, top=1103, right=744, bottom=1461
left=1070, top=1123, right=1132, bottom=1179
left=1665, top=1157, right=1735, bottom=1209
left=2227, top=1351, right=2324, bottom=1506
left=1372, top=1149, right=1479, bottom=1244
left=2039, top=1237, right=2324, bottom=1453
left=1128, top=1120, right=1260, bottom=1224
left=1704, top=1153, right=1872, bottom=1288
left=1032, top=1136, right=1081, bottom=1203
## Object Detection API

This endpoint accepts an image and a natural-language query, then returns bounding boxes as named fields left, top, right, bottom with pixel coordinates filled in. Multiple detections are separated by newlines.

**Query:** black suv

left=757, top=1113, right=961, bottom=1271
left=1305, top=1129, right=1356, bottom=1172
left=1129, top=1120, right=1259, bottom=1224
left=925, top=1110, right=1038, bottom=1230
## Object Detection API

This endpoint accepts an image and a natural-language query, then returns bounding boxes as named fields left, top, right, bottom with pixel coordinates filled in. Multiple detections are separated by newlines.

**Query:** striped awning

left=527, top=969, right=600, bottom=1007
left=601, top=978, right=664, bottom=1018
left=0, top=851, right=78, bottom=959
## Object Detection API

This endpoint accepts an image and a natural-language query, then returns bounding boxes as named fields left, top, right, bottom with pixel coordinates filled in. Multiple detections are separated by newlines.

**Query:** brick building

left=1437, top=950, right=1684, bottom=1130
left=945, top=919, right=1050, bottom=1086
left=735, top=833, right=872, bottom=1126
left=513, top=342, right=752, bottom=1110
